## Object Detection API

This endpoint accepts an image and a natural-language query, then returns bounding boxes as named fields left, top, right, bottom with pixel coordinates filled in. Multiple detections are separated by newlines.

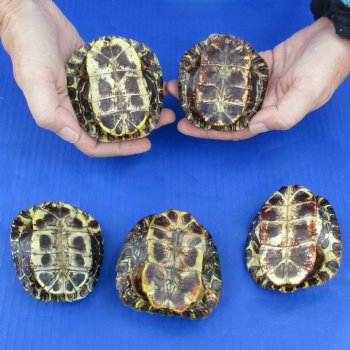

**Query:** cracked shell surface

left=66, top=36, right=163, bottom=142
left=178, top=34, right=268, bottom=131
left=245, top=185, right=342, bottom=293
left=10, top=201, right=103, bottom=302
left=116, top=209, right=222, bottom=319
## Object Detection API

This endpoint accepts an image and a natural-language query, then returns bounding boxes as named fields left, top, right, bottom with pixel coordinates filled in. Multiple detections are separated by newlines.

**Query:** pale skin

left=0, top=0, right=175, bottom=157
left=1, top=2, right=350, bottom=154
left=167, top=17, right=350, bottom=140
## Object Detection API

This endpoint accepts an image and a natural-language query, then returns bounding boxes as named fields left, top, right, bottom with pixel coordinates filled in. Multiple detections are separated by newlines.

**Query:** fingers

left=21, top=76, right=82, bottom=143
left=73, top=105, right=175, bottom=157
left=167, top=80, right=255, bottom=140
left=163, top=81, right=169, bottom=96
left=74, top=108, right=175, bottom=157
left=177, top=118, right=253, bottom=140
left=166, top=80, right=179, bottom=99
left=74, top=105, right=175, bottom=157
left=249, top=84, right=314, bottom=134
left=74, top=131, right=151, bottom=157
left=156, top=108, right=176, bottom=129
left=259, top=50, right=274, bottom=73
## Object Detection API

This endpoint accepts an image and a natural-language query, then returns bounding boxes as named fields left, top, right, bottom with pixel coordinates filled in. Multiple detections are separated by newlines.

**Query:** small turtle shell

left=66, top=36, right=163, bottom=142
left=178, top=34, right=268, bottom=131
left=245, top=185, right=342, bottom=292
left=10, top=202, right=103, bottom=302
left=116, top=209, right=222, bottom=319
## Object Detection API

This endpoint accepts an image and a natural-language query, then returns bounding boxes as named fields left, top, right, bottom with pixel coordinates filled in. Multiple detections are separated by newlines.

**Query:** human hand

left=0, top=0, right=175, bottom=156
left=167, top=17, right=350, bottom=140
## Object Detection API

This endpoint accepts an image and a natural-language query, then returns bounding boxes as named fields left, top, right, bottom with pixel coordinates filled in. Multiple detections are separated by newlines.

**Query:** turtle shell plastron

left=178, top=34, right=269, bottom=131
left=10, top=202, right=103, bottom=302
left=116, top=209, right=222, bottom=319
left=66, top=36, right=163, bottom=142
left=245, top=185, right=342, bottom=292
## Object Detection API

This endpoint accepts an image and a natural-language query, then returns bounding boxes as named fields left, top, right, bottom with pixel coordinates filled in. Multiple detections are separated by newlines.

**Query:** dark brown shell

left=178, top=34, right=269, bottom=131
left=245, top=185, right=342, bottom=292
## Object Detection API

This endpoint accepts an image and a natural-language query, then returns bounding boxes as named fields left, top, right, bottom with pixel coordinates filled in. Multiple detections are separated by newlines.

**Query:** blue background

left=0, top=0, right=349, bottom=349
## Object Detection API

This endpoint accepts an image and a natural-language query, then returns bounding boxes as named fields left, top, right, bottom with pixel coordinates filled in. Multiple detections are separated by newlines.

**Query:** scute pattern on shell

left=116, top=210, right=222, bottom=319
left=66, top=36, right=163, bottom=142
left=245, top=185, right=342, bottom=292
left=11, top=202, right=103, bottom=302
left=178, top=34, right=268, bottom=131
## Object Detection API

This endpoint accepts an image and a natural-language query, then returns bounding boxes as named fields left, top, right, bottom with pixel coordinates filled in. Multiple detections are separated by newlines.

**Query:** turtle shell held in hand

left=11, top=202, right=103, bottom=302
left=178, top=34, right=268, bottom=131
left=245, top=185, right=342, bottom=292
left=116, top=209, right=222, bottom=319
left=66, top=36, right=163, bottom=142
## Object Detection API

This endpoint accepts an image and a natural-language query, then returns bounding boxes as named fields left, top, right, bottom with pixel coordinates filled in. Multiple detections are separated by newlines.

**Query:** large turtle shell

left=178, top=34, right=268, bottom=131
left=10, top=202, right=103, bottom=302
left=245, top=185, right=342, bottom=292
left=116, top=209, right=222, bottom=319
left=66, top=36, right=163, bottom=142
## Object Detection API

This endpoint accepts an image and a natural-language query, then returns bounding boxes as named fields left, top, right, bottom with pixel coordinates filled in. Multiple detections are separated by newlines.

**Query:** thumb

left=166, top=80, right=179, bottom=99
left=21, top=79, right=81, bottom=143
left=249, top=85, right=315, bottom=135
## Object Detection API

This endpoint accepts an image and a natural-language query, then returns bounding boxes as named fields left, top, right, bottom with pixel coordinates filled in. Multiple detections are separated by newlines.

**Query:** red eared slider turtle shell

left=66, top=36, right=163, bottom=142
left=10, top=202, right=103, bottom=302
left=116, top=209, right=222, bottom=319
left=245, top=185, right=342, bottom=292
left=178, top=34, right=268, bottom=131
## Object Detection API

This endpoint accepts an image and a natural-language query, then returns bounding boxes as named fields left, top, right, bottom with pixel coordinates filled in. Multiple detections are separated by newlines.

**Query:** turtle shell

left=178, top=34, right=268, bottom=131
left=10, top=202, right=103, bottom=302
left=116, top=209, right=222, bottom=319
left=66, top=36, right=163, bottom=142
left=245, top=185, right=342, bottom=292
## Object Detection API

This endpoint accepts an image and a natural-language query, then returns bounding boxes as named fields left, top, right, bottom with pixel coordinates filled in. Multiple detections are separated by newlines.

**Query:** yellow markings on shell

left=31, top=203, right=92, bottom=295
left=86, top=37, right=150, bottom=136
left=141, top=263, right=203, bottom=313
left=258, top=187, right=319, bottom=286
left=259, top=242, right=317, bottom=287
left=195, top=40, right=252, bottom=126
left=142, top=210, right=206, bottom=312
left=146, top=235, right=205, bottom=273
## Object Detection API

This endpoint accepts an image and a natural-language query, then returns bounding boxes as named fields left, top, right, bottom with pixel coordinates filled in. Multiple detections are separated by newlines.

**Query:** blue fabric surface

left=0, top=0, right=349, bottom=349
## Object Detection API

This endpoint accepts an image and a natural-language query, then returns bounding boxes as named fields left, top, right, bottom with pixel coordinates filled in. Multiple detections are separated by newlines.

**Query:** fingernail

left=57, top=127, right=79, bottom=143
left=249, top=123, right=269, bottom=135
